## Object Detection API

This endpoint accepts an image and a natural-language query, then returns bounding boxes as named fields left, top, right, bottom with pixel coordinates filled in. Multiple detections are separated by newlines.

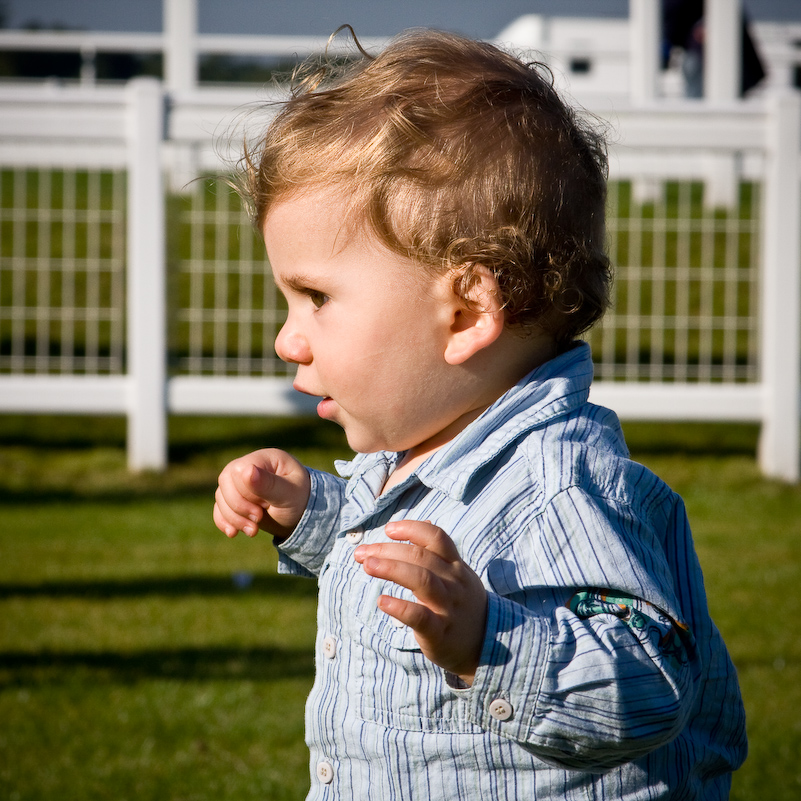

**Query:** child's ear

left=443, top=265, right=505, bottom=366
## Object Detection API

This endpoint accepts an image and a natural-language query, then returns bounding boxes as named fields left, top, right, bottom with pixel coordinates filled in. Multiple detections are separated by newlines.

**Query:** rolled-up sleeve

left=449, top=483, right=701, bottom=771
left=454, top=586, right=698, bottom=771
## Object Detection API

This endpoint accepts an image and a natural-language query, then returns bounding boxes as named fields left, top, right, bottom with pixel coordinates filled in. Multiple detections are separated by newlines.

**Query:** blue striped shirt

left=277, top=342, right=747, bottom=799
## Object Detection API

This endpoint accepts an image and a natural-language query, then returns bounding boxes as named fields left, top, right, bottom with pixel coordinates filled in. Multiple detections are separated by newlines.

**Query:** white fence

left=0, top=78, right=799, bottom=481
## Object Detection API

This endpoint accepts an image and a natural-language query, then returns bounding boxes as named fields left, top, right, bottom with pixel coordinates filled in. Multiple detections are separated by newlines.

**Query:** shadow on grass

left=622, top=422, right=760, bottom=457
left=0, top=414, right=348, bottom=460
left=0, top=645, right=314, bottom=685
left=0, top=414, right=128, bottom=449
left=168, top=415, right=349, bottom=465
left=1, top=485, right=217, bottom=505
left=0, top=573, right=317, bottom=599
left=0, top=413, right=351, bottom=502
left=3, top=416, right=756, bottom=458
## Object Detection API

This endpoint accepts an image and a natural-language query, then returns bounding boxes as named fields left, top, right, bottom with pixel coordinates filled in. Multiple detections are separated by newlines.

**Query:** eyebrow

left=275, top=272, right=323, bottom=294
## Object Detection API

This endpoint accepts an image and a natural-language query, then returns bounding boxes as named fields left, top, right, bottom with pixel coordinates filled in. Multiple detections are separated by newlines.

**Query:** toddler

left=214, top=29, right=746, bottom=800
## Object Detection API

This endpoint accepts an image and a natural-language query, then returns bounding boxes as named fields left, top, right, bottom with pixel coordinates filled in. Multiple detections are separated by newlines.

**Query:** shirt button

left=316, top=760, right=334, bottom=784
left=345, top=530, right=363, bottom=544
left=489, top=698, right=514, bottom=721
left=322, top=635, right=337, bottom=659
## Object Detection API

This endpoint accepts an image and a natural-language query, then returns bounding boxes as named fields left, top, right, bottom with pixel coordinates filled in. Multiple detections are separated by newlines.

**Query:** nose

left=275, top=316, right=312, bottom=365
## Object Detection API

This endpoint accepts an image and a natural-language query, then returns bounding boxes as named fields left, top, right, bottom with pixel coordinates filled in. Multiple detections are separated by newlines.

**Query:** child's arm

left=213, top=448, right=311, bottom=541
left=354, top=517, right=701, bottom=771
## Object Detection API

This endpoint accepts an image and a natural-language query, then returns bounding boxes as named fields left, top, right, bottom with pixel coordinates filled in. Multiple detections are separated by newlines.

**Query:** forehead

left=263, top=185, right=436, bottom=298
left=263, top=187, right=396, bottom=283
left=263, top=186, right=361, bottom=252
left=262, top=190, right=358, bottom=292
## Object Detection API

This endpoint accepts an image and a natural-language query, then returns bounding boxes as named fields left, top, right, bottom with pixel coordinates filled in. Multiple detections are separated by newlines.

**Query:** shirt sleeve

left=275, top=468, right=347, bottom=578
left=454, top=587, right=698, bottom=771
left=449, top=485, right=702, bottom=771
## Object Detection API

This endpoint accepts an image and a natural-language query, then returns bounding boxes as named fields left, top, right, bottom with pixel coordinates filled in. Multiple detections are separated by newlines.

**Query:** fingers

left=243, top=458, right=304, bottom=510
left=375, top=594, right=440, bottom=638
left=384, top=519, right=461, bottom=562
left=354, top=520, right=461, bottom=608
left=226, top=462, right=273, bottom=511
left=214, top=449, right=312, bottom=540
left=215, top=463, right=266, bottom=537
left=354, top=521, right=483, bottom=615
left=213, top=485, right=262, bottom=538
left=355, top=520, right=487, bottom=682
left=357, top=546, right=447, bottom=610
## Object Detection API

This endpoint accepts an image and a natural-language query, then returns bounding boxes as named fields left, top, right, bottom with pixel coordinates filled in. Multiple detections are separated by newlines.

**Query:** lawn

left=0, top=414, right=799, bottom=800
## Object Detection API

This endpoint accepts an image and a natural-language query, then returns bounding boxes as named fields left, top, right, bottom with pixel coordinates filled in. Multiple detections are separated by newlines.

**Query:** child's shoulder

left=505, top=401, right=679, bottom=520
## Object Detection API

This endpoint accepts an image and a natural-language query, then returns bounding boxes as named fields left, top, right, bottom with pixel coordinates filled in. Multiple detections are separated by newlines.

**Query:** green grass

left=1, top=415, right=800, bottom=799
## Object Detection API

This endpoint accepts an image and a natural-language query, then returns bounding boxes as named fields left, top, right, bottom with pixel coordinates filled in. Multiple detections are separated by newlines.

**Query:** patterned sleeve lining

left=567, top=589, right=696, bottom=670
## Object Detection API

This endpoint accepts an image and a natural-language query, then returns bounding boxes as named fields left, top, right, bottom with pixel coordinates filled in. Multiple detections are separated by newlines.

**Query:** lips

left=316, top=397, right=336, bottom=419
left=293, top=382, right=319, bottom=398
left=293, top=382, right=335, bottom=419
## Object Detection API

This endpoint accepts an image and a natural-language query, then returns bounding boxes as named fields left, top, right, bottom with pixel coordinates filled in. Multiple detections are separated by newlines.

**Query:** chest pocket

left=319, top=534, right=482, bottom=734
left=320, top=534, right=421, bottom=649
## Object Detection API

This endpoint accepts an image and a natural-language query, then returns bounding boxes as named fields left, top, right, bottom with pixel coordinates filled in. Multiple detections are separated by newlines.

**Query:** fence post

left=629, top=0, right=660, bottom=104
left=628, top=0, right=662, bottom=203
left=126, top=77, right=167, bottom=471
left=759, top=88, right=801, bottom=482
left=703, top=0, right=741, bottom=209
left=164, top=0, right=198, bottom=93
left=705, top=0, right=741, bottom=101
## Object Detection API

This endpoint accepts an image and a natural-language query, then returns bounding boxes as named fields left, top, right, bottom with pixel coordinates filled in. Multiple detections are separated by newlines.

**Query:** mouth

left=293, top=381, right=320, bottom=397
left=293, top=383, right=335, bottom=419
left=316, top=396, right=336, bottom=419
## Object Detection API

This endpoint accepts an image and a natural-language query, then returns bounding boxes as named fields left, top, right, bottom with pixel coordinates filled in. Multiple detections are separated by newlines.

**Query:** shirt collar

left=337, top=342, right=594, bottom=502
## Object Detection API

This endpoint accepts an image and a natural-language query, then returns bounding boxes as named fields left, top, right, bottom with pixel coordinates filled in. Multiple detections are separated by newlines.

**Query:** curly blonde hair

left=240, top=29, right=611, bottom=346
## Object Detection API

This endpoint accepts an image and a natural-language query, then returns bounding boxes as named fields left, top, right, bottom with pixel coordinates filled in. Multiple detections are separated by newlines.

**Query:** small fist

left=213, top=448, right=311, bottom=540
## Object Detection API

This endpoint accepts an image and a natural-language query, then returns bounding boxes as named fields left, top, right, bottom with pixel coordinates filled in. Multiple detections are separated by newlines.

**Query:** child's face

left=263, top=187, right=474, bottom=456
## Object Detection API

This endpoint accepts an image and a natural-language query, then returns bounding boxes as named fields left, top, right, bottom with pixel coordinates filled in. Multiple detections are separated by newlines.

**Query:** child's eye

left=308, top=291, right=329, bottom=309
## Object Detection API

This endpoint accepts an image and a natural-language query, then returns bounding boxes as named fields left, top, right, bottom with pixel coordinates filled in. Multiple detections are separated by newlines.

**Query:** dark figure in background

left=662, top=0, right=766, bottom=97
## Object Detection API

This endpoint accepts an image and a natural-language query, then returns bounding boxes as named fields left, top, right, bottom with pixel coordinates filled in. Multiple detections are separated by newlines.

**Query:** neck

left=381, top=328, right=557, bottom=494
left=381, top=404, right=488, bottom=493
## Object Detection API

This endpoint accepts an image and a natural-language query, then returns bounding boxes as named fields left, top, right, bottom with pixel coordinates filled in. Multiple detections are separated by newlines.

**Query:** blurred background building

left=0, top=0, right=799, bottom=100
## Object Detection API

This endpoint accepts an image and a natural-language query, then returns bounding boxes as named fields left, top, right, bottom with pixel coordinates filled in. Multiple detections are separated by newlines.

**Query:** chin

left=348, top=442, right=384, bottom=455
left=344, top=432, right=391, bottom=455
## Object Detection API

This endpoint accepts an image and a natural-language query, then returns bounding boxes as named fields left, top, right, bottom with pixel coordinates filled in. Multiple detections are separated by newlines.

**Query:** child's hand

left=213, top=449, right=311, bottom=541
left=354, top=520, right=487, bottom=686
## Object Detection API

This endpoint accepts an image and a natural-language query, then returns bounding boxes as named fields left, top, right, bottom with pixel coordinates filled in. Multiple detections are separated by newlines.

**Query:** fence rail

left=0, top=78, right=799, bottom=481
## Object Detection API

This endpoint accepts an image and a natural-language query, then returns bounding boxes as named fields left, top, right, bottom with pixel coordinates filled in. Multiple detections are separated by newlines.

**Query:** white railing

left=0, top=79, right=798, bottom=481
left=590, top=93, right=801, bottom=486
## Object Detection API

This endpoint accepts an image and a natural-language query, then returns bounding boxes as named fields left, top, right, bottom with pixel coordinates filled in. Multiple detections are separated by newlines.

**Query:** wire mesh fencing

left=1, top=170, right=764, bottom=386
left=0, top=167, right=126, bottom=375
left=590, top=176, right=761, bottom=384
left=170, top=177, right=290, bottom=378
